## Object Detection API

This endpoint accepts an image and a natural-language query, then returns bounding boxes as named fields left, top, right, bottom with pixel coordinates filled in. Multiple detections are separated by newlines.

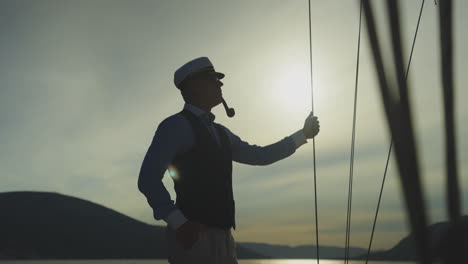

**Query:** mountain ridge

left=0, top=191, right=367, bottom=259
left=0, top=191, right=263, bottom=259
left=4, top=191, right=466, bottom=260
left=361, top=215, right=468, bottom=261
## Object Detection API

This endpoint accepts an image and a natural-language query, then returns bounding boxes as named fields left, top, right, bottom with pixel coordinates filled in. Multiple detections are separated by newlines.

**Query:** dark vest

left=171, top=110, right=235, bottom=230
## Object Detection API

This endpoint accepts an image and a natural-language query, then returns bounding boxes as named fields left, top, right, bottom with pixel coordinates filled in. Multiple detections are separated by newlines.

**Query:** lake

left=0, top=260, right=416, bottom=264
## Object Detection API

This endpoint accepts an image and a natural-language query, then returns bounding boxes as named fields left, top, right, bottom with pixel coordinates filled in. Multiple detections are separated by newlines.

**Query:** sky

left=1, top=0, right=467, bottom=251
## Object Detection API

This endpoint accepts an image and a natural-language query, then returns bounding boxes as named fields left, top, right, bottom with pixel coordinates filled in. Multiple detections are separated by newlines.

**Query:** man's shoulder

left=213, top=122, right=235, bottom=138
left=213, top=122, right=227, bottom=130
left=158, top=111, right=189, bottom=130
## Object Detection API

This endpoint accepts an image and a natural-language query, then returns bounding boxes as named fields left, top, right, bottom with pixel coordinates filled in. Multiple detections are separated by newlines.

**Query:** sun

left=269, top=63, right=312, bottom=115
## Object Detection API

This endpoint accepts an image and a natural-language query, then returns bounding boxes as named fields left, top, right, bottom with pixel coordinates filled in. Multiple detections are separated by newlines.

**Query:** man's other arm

left=137, top=117, right=189, bottom=230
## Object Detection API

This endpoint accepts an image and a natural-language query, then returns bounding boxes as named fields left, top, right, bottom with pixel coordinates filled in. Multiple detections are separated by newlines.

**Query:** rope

left=438, top=0, right=460, bottom=223
left=362, top=0, right=430, bottom=263
left=437, top=1, right=464, bottom=260
left=344, top=0, right=363, bottom=263
left=364, top=2, right=426, bottom=263
left=307, top=0, right=319, bottom=262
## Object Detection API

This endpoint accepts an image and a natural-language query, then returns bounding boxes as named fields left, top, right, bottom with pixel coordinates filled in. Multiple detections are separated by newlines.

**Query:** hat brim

left=192, top=71, right=224, bottom=80
left=178, top=71, right=225, bottom=89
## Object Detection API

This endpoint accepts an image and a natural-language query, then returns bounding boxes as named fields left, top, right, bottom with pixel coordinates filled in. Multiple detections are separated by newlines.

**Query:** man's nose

left=217, top=80, right=223, bottom=87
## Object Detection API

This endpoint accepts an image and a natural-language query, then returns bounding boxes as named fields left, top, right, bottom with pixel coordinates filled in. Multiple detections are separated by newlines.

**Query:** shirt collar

left=184, top=104, right=216, bottom=123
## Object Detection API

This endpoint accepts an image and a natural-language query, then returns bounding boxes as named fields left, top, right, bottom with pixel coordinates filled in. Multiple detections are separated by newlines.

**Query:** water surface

left=0, top=259, right=416, bottom=264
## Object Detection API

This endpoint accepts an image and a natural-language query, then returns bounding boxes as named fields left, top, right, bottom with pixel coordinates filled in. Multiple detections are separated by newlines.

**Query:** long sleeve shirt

left=138, top=103, right=308, bottom=230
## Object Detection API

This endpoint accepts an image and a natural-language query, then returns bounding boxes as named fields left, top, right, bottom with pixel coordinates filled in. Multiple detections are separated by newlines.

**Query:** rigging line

left=309, top=0, right=315, bottom=112
left=438, top=0, right=460, bottom=222
left=437, top=1, right=464, bottom=261
left=364, top=1, right=426, bottom=263
left=362, top=0, right=430, bottom=263
left=308, top=0, right=320, bottom=263
left=387, top=1, right=430, bottom=263
left=344, top=0, right=362, bottom=263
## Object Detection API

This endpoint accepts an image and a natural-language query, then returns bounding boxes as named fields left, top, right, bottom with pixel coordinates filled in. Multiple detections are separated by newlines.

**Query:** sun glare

left=167, top=165, right=180, bottom=181
left=269, top=63, right=312, bottom=115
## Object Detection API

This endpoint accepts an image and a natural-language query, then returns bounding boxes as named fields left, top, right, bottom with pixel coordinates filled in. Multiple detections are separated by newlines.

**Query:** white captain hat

left=173, top=57, right=225, bottom=89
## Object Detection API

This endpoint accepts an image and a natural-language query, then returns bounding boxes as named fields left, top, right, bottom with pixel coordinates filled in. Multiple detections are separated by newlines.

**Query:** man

left=138, top=57, right=320, bottom=264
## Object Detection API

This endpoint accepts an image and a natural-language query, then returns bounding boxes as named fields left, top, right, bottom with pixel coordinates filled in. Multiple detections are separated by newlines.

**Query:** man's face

left=190, top=73, right=224, bottom=107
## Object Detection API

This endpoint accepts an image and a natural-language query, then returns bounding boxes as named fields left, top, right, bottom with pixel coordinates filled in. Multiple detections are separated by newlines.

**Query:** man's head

left=174, top=57, right=225, bottom=110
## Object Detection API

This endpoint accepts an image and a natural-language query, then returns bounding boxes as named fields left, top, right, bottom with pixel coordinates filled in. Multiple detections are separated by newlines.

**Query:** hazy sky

left=1, top=0, right=467, bottom=250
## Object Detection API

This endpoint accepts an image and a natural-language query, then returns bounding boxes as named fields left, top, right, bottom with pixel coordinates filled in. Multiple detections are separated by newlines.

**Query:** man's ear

left=181, top=83, right=193, bottom=102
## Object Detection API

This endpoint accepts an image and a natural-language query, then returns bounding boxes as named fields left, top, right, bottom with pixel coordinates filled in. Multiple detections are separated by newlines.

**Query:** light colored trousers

left=166, top=225, right=238, bottom=264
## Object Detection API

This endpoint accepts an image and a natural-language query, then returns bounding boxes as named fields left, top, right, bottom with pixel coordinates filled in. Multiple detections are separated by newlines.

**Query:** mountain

left=362, top=216, right=468, bottom=261
left=240, top=242, right=366, bottom=259
left=0, top=191, right=263, bottom=259
left=9, top=191, right=466, bottom=261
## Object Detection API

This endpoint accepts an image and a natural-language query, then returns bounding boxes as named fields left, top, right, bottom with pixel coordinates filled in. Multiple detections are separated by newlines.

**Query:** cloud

left=1, top=0, right=468, bottom=250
